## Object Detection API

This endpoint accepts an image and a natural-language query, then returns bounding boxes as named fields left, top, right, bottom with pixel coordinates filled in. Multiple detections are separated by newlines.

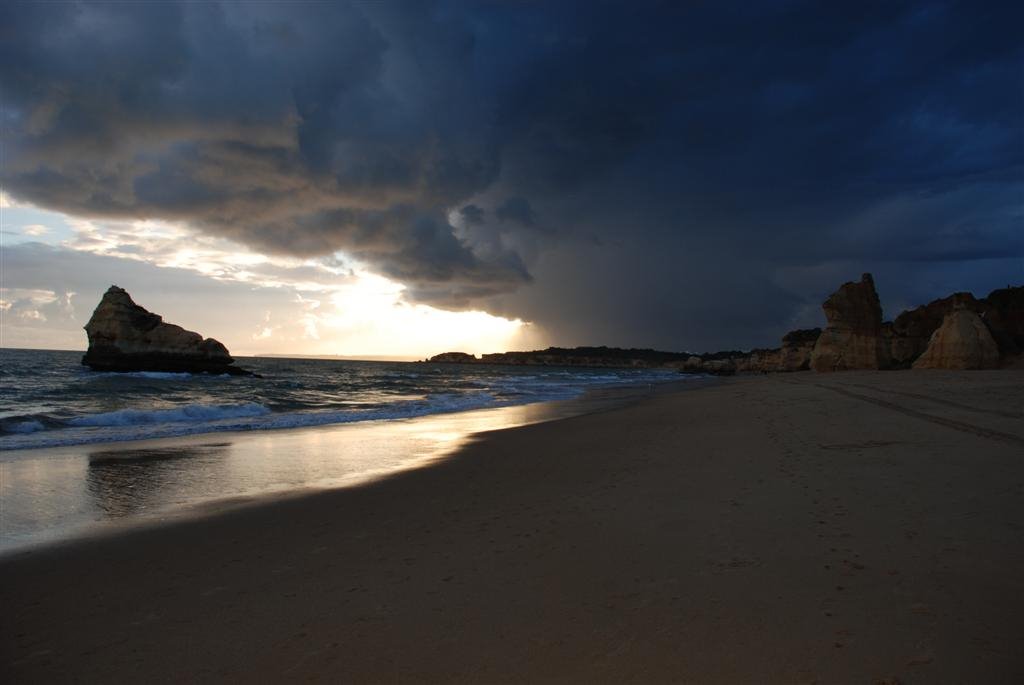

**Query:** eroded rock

left=981, top=285, right=1024, bottom=357
left=428, top=352, right=479, bottom=363
left=810, top=273, right=890, bottom=372
left=779, top=328, right=820, bottom=371
left=82, top=286, right=254, bottom=376
left=912, top=309, right=1000, bottom=370
left=885, top=292, right=982, bottom=368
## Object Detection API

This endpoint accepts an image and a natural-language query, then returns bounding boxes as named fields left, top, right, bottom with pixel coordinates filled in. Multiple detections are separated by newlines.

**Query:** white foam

left=67, top=403, right=271, bottom=427
left=88, top=371, right=233, bottom=380
left=7, top=420, right=45, bottom=434
left=0, top=368, right=690, bottom=451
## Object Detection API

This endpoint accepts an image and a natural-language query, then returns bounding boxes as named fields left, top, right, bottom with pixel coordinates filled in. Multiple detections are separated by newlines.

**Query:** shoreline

left=3, top=370, right=1022, bottom=683
left=0, top=358, right=689, bottom=453
left=0, top=377, right=708, bottom=556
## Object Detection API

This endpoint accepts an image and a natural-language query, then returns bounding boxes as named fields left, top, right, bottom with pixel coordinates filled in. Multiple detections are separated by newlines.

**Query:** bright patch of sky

left=0, top=194, right=541, bottom=358
left=1, top=195, right=77, bottom=245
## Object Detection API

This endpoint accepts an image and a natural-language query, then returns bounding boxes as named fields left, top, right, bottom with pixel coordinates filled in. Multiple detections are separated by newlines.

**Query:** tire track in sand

left=806, top=383, right=1024, bottom=446
left=837, top=382, right=1022, bottom=420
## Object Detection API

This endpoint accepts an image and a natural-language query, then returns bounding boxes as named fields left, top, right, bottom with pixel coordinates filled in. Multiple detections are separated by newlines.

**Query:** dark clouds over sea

left=3, top=0, right=1021, bottom=350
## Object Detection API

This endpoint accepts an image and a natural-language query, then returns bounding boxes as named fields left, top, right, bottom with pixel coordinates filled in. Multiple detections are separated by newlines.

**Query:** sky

left=1, top=0, right=1022, bottom=358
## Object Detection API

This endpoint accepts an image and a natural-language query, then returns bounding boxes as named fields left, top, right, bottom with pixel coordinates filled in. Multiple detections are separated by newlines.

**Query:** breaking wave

left=67, top=403, right=271, bottom=427
left=0, top=351, right=687, bottom=451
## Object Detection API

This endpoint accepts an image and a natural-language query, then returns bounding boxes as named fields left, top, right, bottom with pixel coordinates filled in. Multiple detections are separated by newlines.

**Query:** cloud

left=0, top=241, right=535, bottom=357
left=1, top=1, right=521, bottom=307
left=495, top=197, right=538, bottom=228
left=459, top=204, right=485, bottom=226
left=2, top=1, right=1022, bottom=350
left=22, top=224, right=50, bottom=236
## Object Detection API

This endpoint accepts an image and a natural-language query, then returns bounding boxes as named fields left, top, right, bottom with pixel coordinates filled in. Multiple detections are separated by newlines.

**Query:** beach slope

left=2, top=371, right=1023, bottom=683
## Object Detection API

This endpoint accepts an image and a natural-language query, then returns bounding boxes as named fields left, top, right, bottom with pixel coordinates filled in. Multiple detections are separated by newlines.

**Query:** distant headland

left=427, top=275, right=1023, bottom=374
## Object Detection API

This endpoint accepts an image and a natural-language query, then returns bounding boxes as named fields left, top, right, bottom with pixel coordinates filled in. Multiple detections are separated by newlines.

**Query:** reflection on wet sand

left=86, top=443, right=231, bottom=518
left=1, top=386, right=670, bottom=552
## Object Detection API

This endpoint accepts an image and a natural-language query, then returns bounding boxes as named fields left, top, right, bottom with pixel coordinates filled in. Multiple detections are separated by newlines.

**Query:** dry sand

left=2, top=370, right=1023, bottom=683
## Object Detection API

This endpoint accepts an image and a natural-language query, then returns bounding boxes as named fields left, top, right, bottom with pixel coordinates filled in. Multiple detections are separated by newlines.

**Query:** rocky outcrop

left=778, top=328, right=821, bottom=371
left=810, top=274, right=890, bottom=372
left=82, top=286, right=254, bottom=376
left=981, top=285, right=1024, bottom=357
left=809, top=278, right=1021, bottom=371
left=477, top=346, right=694, bottom=368
left=424, top=279, right=1020, bottom=375
left=912, top=309, right=1000, bottom=370
left=734, top=348, right=781, bottom=374
left=428, top=352, right=478, bottom=363
left=885, top=292, right=982, bottom=368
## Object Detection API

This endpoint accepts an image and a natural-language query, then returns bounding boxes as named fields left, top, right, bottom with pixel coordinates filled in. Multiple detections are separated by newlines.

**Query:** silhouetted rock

left=478, top=346, right=694, bottom=368
left=428, top=352, right=478, bottom=363
left=82, top=286, right=255, bottom=376
left=981, top=285, right=1024, bottom=357
left=912, top=309, right=1000, bottom=370
left=810, top=273, right=890, bottom=372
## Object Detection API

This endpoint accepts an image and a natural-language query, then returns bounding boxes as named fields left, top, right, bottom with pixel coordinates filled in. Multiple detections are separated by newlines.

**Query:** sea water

left=0, top=349, right=681, bottom=451
left=0, top=349, right=693, bottom=550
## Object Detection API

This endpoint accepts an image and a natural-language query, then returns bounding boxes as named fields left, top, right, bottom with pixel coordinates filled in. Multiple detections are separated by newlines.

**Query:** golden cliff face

left=913, top=309, right=1000, bottom=370
left=810, top=273, right=890, bottom=372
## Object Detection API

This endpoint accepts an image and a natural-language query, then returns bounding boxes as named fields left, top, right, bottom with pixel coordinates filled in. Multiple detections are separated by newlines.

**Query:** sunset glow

left=1, top=202, right=538, bottom=358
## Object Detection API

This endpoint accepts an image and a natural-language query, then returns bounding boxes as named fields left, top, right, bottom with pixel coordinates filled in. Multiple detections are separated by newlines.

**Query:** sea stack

left=810, top=273, right=890, bottom=372
left=82, top=286, right=254, bottom=376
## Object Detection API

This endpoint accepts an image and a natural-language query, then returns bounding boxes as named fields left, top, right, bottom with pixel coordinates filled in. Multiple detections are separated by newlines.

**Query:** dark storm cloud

left=495, top=197, right=538, bottom=228
left=459, top=205, right=486, bottom=226
left=1, top=0, right=514, bottom=304
left=3, top=0, right=1022, bottom=349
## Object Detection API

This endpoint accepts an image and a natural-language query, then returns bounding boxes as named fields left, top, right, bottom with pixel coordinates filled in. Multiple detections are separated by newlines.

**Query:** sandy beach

left=2, top=370, right=1022, bottom=683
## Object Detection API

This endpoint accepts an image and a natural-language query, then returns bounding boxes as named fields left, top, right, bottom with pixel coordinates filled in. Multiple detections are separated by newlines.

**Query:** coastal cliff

left=809, top=274, right=890, bottom=372
left=428, top=277, right=1023, bottom=374
left=82, top=286, right=254, bottom=376
left=912, top=309, right=1000, bottom=370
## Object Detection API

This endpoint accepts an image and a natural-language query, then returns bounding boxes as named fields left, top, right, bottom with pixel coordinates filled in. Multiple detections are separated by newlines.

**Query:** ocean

left=0, top=348, right=682, bottom=451
left=0, top=349, right=695, bottom=551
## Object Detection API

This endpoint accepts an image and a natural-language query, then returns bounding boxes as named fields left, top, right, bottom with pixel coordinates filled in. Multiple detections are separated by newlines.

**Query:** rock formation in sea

left=809, top=273, right=890, bottom=372
left=82, top=286, right=255, bottom=376
left=912, top=308, right=1000, bottom=370
left=429, top=352, right=479, bottom=363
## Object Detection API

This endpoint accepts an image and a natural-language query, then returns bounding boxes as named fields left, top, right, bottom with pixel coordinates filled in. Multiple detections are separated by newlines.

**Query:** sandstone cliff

left=82, top=286, right=254, bottom=376
left=912, top=309, right=1000, bottom=370
left=981, top=285, right=1024, bottom=358
left=885, top=292, right=983, bottom=368
left=422, top=277, right=1020, bottom=375
left=778, top=328, right=821, bottom=371
left=810, top=274, right=890, bottom=372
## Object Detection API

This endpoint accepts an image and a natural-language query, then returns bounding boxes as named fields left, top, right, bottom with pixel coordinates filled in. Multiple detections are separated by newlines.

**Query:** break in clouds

left=3, top=1, right=1022, bottom=350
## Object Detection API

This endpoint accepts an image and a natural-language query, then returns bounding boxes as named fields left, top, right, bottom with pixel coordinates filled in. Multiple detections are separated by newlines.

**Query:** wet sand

left=2, top=370, right=1023, bottom=683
